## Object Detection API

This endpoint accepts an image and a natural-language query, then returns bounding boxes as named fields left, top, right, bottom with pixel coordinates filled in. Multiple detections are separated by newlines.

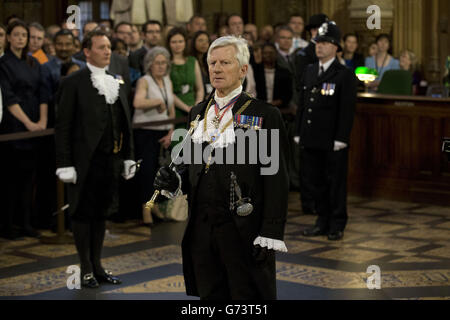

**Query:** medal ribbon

left=214, top=94, right=241, bottom=125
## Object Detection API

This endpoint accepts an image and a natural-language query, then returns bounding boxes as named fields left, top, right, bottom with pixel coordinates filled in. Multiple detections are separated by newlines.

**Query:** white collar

left=87, top=62, right=120, bottom=104
left=87, top=62, right=107, bottom=75
left=319, top=57, right=336, bottom=73
left=214, top=85, right=242, bottom=109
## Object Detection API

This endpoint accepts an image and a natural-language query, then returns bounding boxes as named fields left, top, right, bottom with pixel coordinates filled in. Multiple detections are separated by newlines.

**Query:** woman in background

left=190, top=30, right=212, bottom=97
left=365, top=34, right=400, bottom=91
left=133, top=46, right=175, bottom=226
left=166, top=27, right=204, bottom=129
left=0, top=20, right=48, bottom=239
left=399, top=49, right=423, bottom=95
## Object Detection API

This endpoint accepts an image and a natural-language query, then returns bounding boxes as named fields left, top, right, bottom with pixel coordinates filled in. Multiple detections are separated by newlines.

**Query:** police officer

left=294, top=21, right=357, bottom=241
left=292, top=13, right=329, bottom=215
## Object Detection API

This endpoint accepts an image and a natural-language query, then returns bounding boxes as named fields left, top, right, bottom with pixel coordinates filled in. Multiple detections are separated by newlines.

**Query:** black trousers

left=188, top=207, right=262, bottom=300
left=300, top=147, right=349, bottom=233
left=71, top=218, right=107, bottom=277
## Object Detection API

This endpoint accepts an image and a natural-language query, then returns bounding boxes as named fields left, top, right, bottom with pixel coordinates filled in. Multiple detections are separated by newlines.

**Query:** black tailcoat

left=55, top=67, right=134, bottom=217
left=180, top=93, right=290, bottom=298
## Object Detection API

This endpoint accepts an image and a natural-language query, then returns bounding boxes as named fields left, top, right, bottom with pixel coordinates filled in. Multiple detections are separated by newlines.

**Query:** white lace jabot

left=192, top=85, right=243, bottom=148
left=87, top=62, right=120, bottom=104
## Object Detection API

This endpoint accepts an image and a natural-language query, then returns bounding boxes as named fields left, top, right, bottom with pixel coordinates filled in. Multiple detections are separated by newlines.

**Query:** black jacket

left=73, top=51, right=131, bottom=99
left=54, top=67, right=134, bottom=215
left=128, top=46, right=147, bottom=76
left=295, top=58, right=357, bottom=150
left=180, top=92, right=290, bottom=298
left=254, top=63, right=293, bottom=109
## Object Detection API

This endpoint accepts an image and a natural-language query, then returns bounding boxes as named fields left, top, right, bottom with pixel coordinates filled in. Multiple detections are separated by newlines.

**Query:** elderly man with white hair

left=154, top=36, right=289, bottom=300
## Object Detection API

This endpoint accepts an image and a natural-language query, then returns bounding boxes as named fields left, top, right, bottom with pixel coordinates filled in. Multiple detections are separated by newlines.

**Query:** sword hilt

left=145, top=190, right=160, bottom=211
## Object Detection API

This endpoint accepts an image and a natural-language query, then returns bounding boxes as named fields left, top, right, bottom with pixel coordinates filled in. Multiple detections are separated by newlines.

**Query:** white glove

left=253, top=236, right=288, bottom=253
left=294, top=136, right=300, bottom=144
left=122, top=160, right=136, bottom=180
left=56, top=167, right=77, bottom=184
left=334, top=141, right=347, bottom=151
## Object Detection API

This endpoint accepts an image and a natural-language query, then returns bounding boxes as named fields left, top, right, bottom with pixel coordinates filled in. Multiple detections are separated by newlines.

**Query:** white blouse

left=132, top=75, right=174, bottom=131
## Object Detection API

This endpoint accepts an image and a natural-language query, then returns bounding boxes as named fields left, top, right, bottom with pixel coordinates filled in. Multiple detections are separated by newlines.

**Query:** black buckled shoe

left=327, top=231, right=344, bottom=241
left=95, top=270, right=122, bottom=285
left=303, top=226, right=327, bottom=237
left=81, top=273, right=99, bottom=289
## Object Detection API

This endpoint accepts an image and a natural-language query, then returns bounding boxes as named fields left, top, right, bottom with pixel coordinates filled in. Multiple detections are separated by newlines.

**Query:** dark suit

left=128, top=46, right=147, bottom=76
left=276, top=52, right=295, bottom=74
left=180, top=92, right=289, bottom=299
left=254, top=63, right=293, bottom=110
left=55, top=67, right=134, bottom=218
left=295, top=58, right=357, bottom=233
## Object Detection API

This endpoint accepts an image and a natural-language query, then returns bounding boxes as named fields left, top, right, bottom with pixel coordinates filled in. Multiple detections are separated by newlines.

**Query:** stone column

left=425, top=0, right=441, bottom=83
left=393, top=0, right=423, bottom=65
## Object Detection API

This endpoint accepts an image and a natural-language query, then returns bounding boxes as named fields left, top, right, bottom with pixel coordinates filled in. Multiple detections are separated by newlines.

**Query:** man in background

left=289, top=14, right=308, bottom=51
left=29, top=22, right=50, bottom=64
left=128, top=20, right=162, bottom=78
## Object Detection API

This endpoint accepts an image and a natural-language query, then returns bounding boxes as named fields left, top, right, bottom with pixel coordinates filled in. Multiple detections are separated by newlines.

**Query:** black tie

left=319, top=66, right=325, bottom=77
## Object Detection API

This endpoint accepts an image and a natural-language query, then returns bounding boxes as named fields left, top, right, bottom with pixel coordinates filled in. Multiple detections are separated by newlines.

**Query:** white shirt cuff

left=253, top=236, right=288, bottom=253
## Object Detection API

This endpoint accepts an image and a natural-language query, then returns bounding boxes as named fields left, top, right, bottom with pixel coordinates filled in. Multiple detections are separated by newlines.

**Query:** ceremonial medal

left=212, top=115, right=220, bottom=129
left=234, top=114, right=263, bottom=130
left=321, top=83, right=326, bottom=95
left=329, top=83, right=335, bottom=96
left=114, top=74, right=125, bottom=85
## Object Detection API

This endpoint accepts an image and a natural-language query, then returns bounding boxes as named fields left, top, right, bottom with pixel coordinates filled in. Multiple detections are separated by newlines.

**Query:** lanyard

left=213, top=94, right=241, bottom=126
left=152, top=76, right=169, bottom=114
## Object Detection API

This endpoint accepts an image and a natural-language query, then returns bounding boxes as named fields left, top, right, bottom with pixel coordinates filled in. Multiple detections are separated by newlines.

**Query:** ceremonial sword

left=144, top=114, right=201, bottom=211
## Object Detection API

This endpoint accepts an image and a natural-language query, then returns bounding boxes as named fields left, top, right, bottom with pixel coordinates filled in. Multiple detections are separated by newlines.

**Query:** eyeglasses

left=153, top=61, right=168, bottom=66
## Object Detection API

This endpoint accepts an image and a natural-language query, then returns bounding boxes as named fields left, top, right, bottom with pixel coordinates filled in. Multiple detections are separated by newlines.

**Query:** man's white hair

left=207, top=36, right=250, bottom=67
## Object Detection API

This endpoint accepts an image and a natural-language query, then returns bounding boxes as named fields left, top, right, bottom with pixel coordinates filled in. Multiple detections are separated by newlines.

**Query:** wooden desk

left=349, top=93, right=450, bottom=205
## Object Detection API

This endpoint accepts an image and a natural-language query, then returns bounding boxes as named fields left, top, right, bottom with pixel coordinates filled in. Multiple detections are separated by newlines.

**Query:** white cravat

left=192, top=85, right=243, bottom=148
left=87, top=62, right=120, bottom=104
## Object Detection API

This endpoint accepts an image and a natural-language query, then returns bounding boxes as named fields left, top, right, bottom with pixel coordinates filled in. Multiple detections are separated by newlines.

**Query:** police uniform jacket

left=295, top=58, right=357, bottom=150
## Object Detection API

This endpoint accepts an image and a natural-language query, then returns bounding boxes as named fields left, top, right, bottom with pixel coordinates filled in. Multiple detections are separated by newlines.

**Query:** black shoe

left=303, top=226, right=327, bottom=237
left=95, top=270, right=122, bottom=285
left=327, top=231, right=344, bottom=241
left=81, top=273, right=100, bottom=288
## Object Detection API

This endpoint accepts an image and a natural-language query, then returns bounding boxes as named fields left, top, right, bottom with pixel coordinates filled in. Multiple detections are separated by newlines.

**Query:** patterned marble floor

left=0, top=192, right=449, bottom=300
